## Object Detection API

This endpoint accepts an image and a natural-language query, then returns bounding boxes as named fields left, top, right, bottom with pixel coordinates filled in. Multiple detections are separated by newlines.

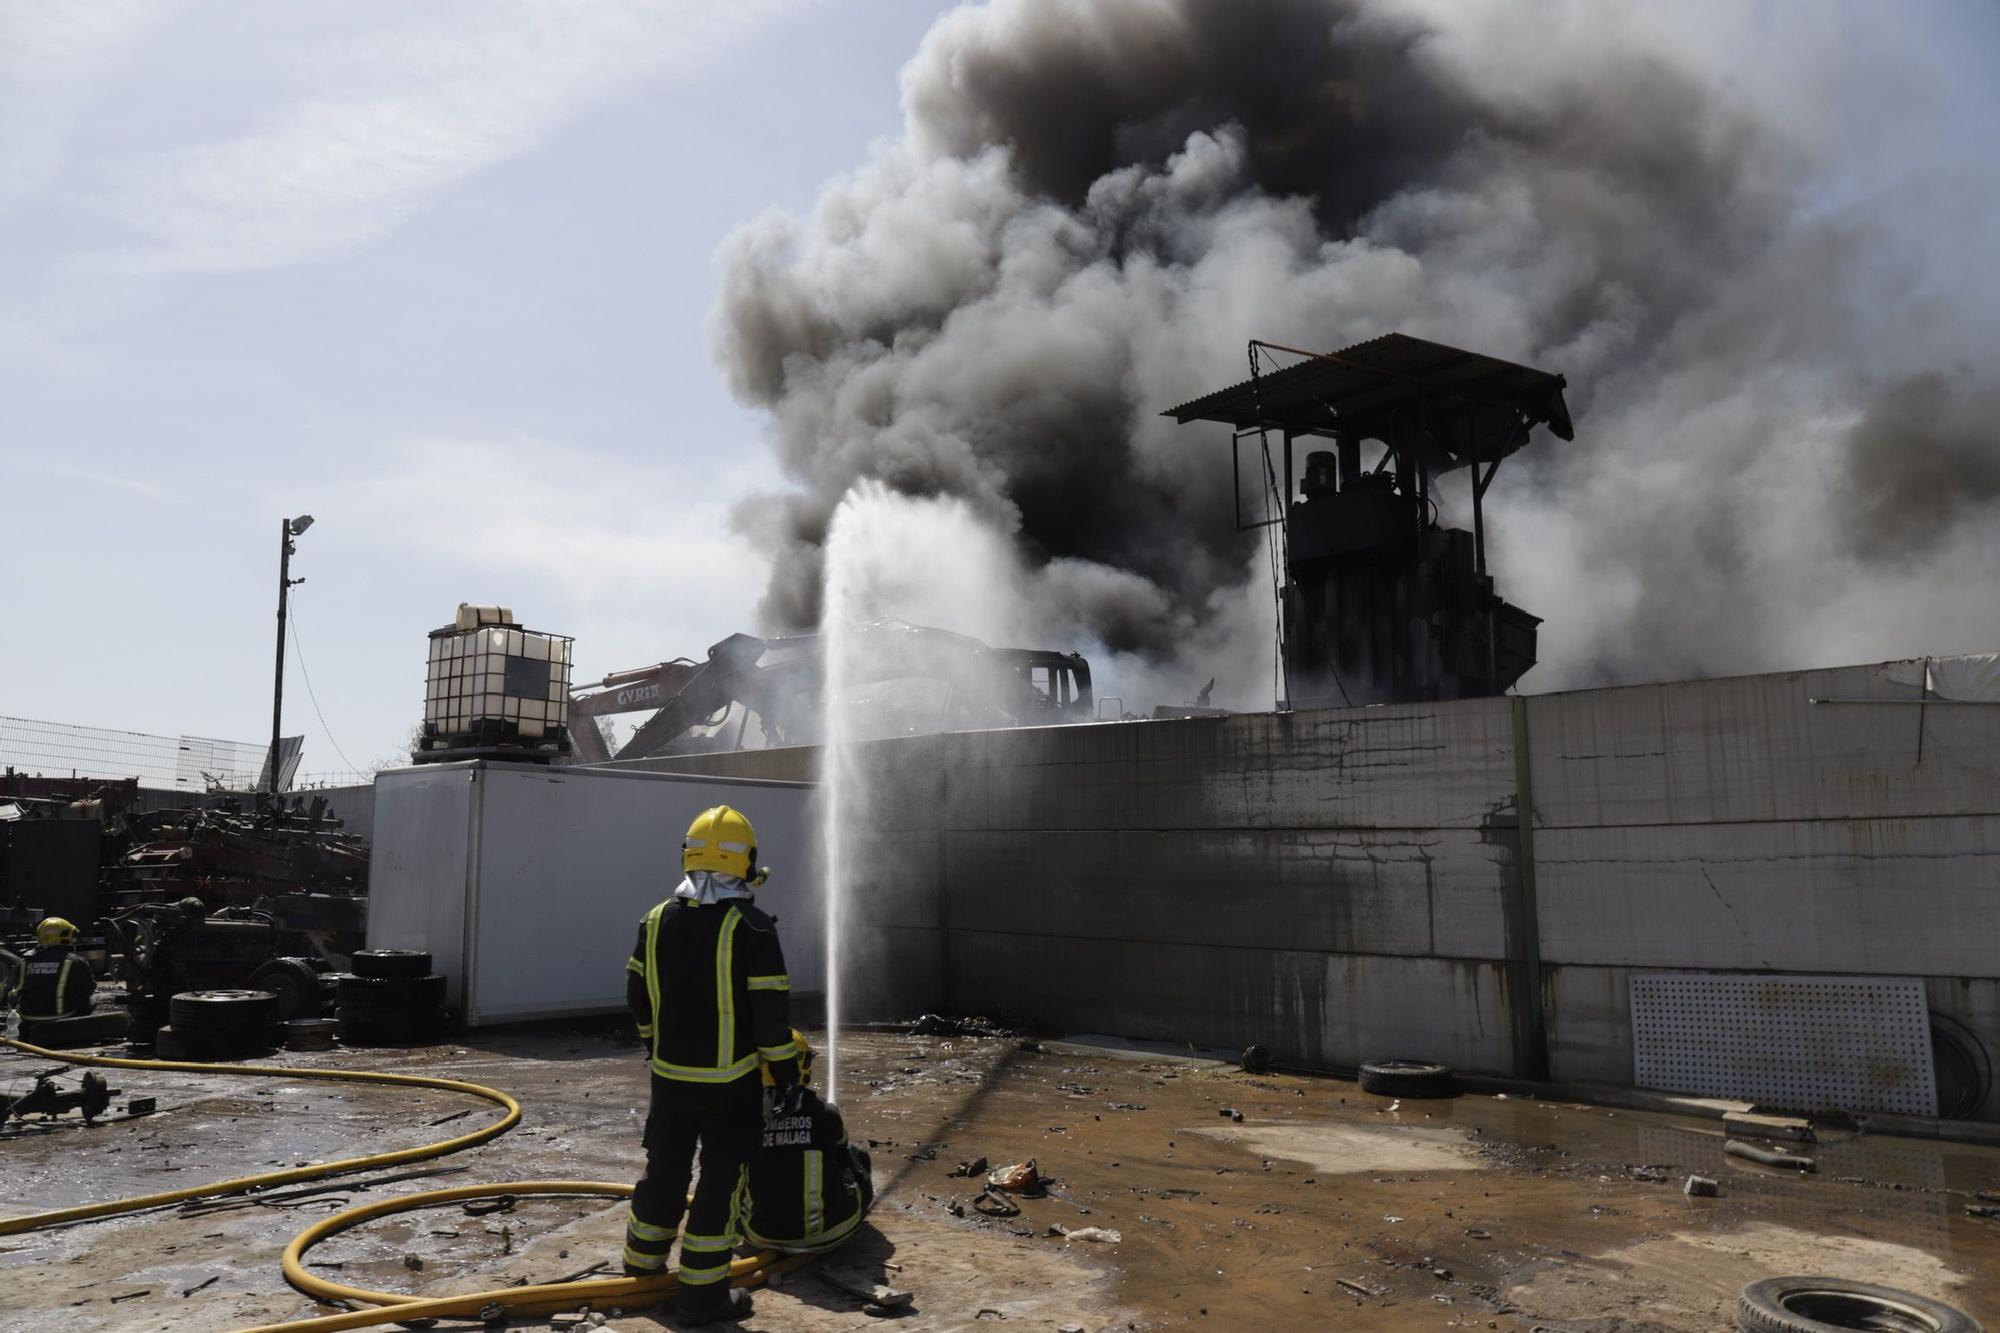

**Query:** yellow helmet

left=683, top=805, right=757, bottom=880
left=36, top=917, right=78, bottom=947
left=761, top=1029, right=814, bottom=1087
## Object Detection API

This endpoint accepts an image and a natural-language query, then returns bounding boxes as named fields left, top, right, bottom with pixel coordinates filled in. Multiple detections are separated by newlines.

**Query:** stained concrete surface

left=3, top=1025, right=1997, bottom=1331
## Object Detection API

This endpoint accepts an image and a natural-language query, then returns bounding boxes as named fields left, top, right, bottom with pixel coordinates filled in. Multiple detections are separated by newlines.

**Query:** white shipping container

left=369, top=762, right=822, bottom=1026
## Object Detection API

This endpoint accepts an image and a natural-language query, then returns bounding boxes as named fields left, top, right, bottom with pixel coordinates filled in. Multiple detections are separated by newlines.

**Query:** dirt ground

left=3, top=1023, right=1998, bottom=1332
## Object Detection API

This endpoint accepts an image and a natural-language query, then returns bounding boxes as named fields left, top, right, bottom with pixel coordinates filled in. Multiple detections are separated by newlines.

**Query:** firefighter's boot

left=678, top=1284, right=752, bottom=1325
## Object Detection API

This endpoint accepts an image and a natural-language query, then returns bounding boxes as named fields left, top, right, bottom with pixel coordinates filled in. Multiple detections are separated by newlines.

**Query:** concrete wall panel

left=1530, top=661, right=2000, bottom=829
left=946, top=928, right=1517, bottom=1074
left=1536, top=816, right=2000, bottom=974
left=929, top=702, right=1515, bottom=833
left=1542, top=964, right=1633, bottom=1087
left=942, top=828, right=1512, bottom=960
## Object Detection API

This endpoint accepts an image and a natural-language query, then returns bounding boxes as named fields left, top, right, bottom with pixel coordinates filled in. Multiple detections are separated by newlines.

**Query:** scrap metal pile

left=109, top=795, right=368, bottom=912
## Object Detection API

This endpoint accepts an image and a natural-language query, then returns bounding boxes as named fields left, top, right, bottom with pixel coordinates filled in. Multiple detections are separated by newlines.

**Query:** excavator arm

left=567, top=634, right=768, bottom=764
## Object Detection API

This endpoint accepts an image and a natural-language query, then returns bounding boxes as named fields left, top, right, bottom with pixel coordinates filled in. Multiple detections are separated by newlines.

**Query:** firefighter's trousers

left=625, top=1078, right=762, bottom=1298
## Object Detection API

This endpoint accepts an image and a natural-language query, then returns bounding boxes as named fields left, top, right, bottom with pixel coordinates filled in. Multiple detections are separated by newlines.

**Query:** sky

left=0, top=0, right=951, bottom=778
left=2, top=0, right=1996, bottom=782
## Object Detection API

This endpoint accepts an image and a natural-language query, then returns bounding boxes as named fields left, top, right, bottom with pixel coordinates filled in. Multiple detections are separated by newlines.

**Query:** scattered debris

left=1051, top=1225, right=1121, bottom=1244
left=950, top=1156, right=989, bottom=1178
left=822, top=1270, right=914, bottom=1311
left=1724, top=1139, right=1817, bottom=1173
left=403, top=1253, right=424, bottom=1271
left=1216, top=1107, right=1244, bottom=1122
left=1723, top=1110, right=1815, bottom=1143
left=911, top=1014, right=1013, bottom=1038
left=1335, top=1278, right=1380, bottom=1299
left=1683, top=1174, right=1720, bottom=1198
left=180, top=1275, right=219, bottom=1297
left=972, top=1190, right=1022, bottom=1218
left=1240, top=1044, right=1271, bottom=1074
left=987, top=1159, right=1041, bottom=1193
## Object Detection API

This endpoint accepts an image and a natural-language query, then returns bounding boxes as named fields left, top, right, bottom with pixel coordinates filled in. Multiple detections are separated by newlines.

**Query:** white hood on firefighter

left=673, top=870, right=755, bottom=906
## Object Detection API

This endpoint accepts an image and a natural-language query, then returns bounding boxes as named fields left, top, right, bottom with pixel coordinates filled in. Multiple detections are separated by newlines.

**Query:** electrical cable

left=284, top=600, right=363, bottom=776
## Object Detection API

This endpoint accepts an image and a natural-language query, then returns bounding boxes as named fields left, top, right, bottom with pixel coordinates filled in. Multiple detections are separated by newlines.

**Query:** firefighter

left=11, top=917, right=96, bottom=1041
left=623, top=805, right=799, bottom=1325
left=745, top=1029, right=874, bottom=1254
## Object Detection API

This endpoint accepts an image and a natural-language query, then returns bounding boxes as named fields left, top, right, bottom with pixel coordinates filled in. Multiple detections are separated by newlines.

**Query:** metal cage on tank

left=415, top=604, right=573, bottom=763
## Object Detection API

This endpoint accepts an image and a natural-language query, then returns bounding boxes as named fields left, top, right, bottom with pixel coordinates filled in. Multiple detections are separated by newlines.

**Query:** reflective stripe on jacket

left=744, top=1087, right=864, bottom=1252
left=18, top=946, right=94, bottom=1021
left=626, top=897, right=796, bottom=1086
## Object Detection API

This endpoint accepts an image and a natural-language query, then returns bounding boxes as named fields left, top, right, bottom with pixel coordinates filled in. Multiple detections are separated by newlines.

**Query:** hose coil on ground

left=0, top=1036, right=800, bottom=1330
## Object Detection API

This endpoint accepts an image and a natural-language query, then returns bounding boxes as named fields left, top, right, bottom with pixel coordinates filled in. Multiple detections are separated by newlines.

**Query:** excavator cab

left=979, top=650, right=1093, bottom=724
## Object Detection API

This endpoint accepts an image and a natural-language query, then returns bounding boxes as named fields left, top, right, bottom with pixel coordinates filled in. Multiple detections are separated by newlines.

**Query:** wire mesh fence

left=0, top=715, right=269, bottom=790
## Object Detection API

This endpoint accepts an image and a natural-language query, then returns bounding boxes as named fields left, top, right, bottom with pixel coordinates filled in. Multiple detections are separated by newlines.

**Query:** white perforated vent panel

left=1630, top=972, right=1937, bottom=1116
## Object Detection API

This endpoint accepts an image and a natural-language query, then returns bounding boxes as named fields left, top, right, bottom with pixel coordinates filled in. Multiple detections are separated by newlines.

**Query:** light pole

left=270, top=514, right=313, bottom=793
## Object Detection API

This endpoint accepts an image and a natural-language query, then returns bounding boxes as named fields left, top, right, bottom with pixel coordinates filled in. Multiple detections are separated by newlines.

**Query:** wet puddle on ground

left=4, top=1028, right=1997, bottom=1330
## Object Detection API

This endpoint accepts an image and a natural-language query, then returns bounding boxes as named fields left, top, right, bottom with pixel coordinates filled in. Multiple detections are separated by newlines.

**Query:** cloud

left=76, top=0, right=817, bottom=273
left=0, top=1, right=182, bottom=216
left=0, top=454, right=177, bottom=501
left=325, top=431, right=776, bottom=677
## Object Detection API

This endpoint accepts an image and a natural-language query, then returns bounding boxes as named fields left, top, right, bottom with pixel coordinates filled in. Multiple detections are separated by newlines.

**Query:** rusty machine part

left=570, top=621, right=1093, bottom=764
left=0, top=1069, right=114, bottom=1125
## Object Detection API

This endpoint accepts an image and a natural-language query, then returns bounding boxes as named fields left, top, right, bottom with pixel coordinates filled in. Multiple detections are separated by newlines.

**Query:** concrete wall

left=1525, top=661, right=2000, bottom=1116
left=637, top=654, right=2000, bottom=1117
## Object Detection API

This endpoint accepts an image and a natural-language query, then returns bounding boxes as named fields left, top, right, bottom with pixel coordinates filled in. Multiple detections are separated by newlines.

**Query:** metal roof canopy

left=1162, top=332, right=1573, bottom=477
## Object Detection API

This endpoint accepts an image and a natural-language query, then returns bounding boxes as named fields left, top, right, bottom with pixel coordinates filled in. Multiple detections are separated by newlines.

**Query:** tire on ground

left=1737, top=1276, right=1981, bottom=1333
left=284, top=1017, right=339, bottom=1050
left=249, top=958, right=323, bottom=1023
left=1358, top=1059, right=1457, bottom=1099
left=350, top=949, right=434, bottom=979
left=335, top=973, right=447, bottom=1013
left=168, top=990, right=278, bottom=1035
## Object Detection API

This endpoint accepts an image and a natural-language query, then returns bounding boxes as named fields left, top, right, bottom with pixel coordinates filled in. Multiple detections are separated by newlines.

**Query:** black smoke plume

left=712, top=0, right=2000, bottom=701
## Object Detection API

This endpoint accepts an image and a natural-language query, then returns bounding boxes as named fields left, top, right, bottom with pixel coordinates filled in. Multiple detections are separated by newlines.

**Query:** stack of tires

left=246, top=956, right=340, bottom=1052
left=336, top=950, right=449, bottom=1047
left=156, top=990, right=279, bottom=1061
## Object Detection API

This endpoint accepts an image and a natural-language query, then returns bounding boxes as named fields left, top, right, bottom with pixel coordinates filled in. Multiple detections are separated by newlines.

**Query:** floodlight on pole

left=269, top=515, right=313, bottom=793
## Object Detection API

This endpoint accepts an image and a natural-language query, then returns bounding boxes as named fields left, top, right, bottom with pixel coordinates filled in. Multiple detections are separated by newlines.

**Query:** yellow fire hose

left=0, top=1036, right=803, bottom=1329
left=0, top=1034, right=523, bottom=1234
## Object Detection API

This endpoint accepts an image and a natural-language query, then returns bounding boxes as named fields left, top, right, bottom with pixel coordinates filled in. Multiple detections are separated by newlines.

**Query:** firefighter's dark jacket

left=745, top=1086, right=864, bottom=1251
left=626, top=897, right=798, bottom=1088
left=11, top=945, right=95, bottom=1020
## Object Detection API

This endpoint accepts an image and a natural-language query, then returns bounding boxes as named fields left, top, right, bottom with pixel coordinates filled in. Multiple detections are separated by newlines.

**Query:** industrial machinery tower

left=1166, top=332, right=1573, bottom=707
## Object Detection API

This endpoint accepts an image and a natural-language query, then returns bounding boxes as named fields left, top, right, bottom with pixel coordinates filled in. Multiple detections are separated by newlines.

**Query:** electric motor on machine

left=415, top=604, right=574, bottom=764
